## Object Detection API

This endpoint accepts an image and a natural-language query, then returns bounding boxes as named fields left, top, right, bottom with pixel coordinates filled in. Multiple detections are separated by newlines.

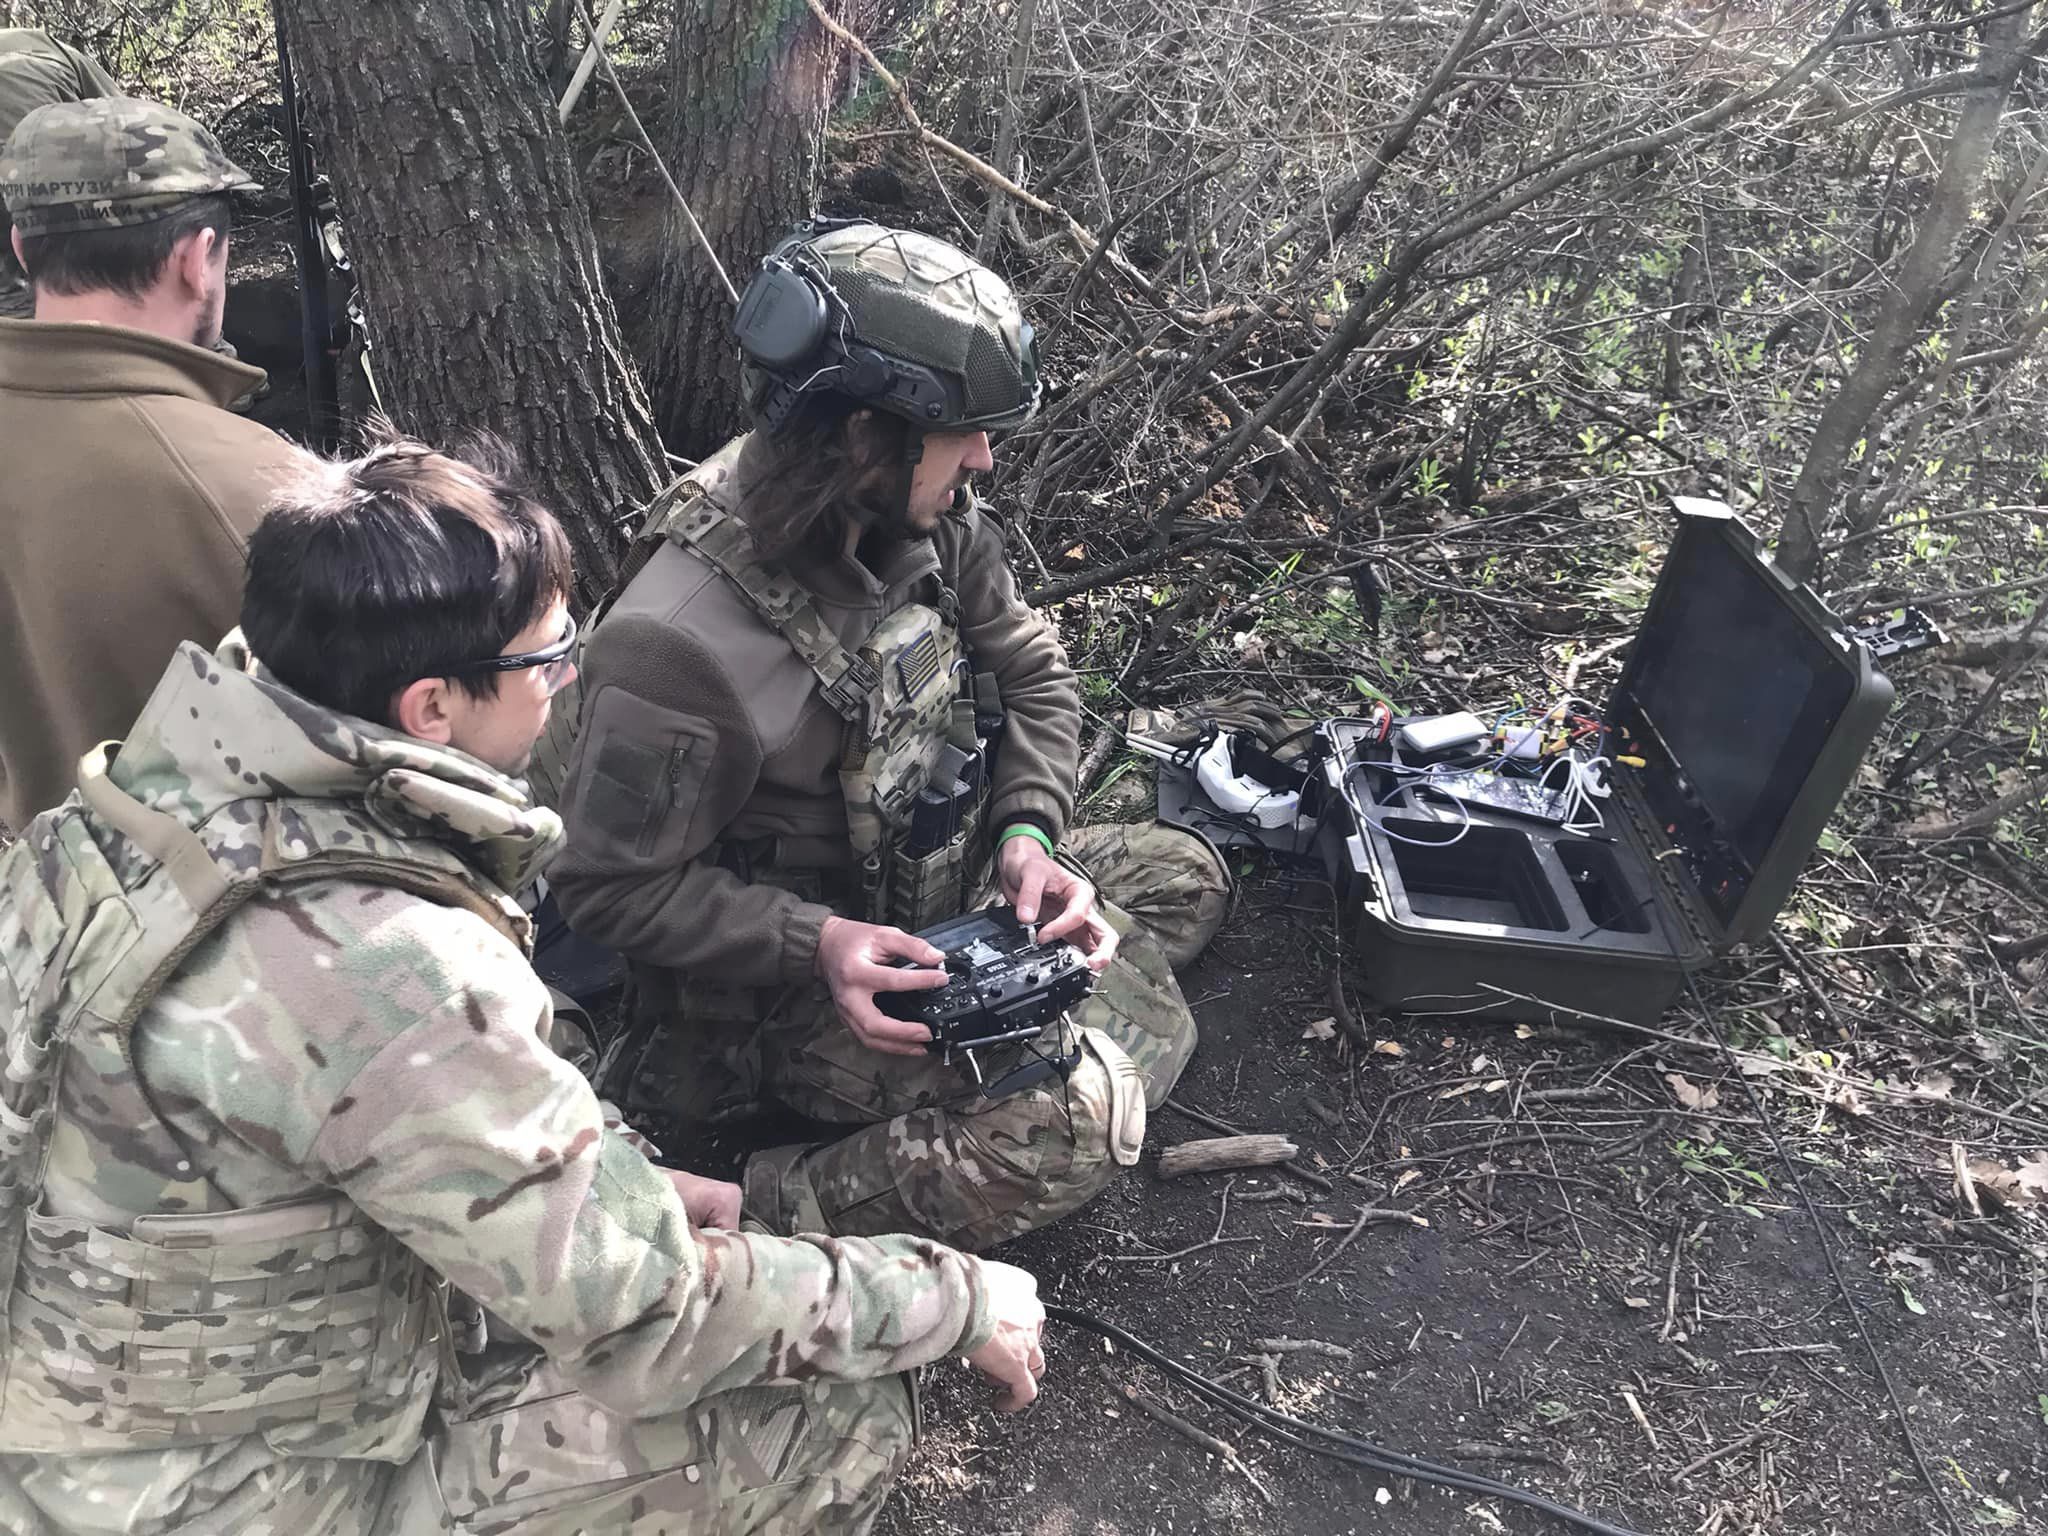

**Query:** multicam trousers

left=611, top=821, right=1229, bottom=1253
left=390, top=1358, right=917, bottom=1536
left=0, top=1359, right=912, bottom=1536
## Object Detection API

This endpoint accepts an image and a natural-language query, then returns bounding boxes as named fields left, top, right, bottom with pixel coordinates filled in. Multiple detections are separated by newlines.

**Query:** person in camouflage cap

left=2, top=91, right=259, bottom=238
left=0, top=28, right=119, bottom=317
left=0, top=92, right=297, bottom=834
left=0, top=430, right=1049, bottom=1535
left=543, top=220, right=1230, bottom=1250
left=2, top=92, right=258, bottom=337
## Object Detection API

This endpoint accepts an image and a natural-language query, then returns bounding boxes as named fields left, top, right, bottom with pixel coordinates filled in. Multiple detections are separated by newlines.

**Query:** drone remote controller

left=878, top=907, right=1092, bottom=1063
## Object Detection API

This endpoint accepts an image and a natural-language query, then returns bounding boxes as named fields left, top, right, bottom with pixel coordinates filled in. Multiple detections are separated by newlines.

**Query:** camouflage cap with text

left=1, top=95, right=259, bottom=237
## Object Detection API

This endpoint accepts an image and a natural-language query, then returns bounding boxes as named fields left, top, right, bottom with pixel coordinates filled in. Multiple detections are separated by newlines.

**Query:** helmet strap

left=898, top=427, right=926, bottom=523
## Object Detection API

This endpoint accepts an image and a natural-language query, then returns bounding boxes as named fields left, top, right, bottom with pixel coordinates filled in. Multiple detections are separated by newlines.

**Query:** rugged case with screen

left=1316, top=497, right=1895, bottom=1026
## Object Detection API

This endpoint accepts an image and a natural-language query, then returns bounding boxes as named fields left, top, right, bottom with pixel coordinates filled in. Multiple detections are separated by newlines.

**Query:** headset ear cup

left=733, top=262, right=830, bottom=370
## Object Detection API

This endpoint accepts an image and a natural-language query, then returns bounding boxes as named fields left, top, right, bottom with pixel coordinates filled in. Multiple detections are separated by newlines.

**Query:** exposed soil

left=859, top=872, right=2048, bottom=1536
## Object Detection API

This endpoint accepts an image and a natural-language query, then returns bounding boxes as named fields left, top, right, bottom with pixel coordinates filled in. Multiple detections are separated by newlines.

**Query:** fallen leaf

left=1928, top=664, right=1997, bottom=695
left=1393, top=1169, right=1423, bottom=1193
left=2018, top=1155, right=2048, bottom=1196
left=1666, top=1072, right=1721, bottom=1112
left=1302, top=1016, right=1337, bottom=1042
left=1621, top=1295, right=1653, bottom=1310
left=1470, top=1054, right=1493, bottom=1073
left=1737, top=1055, right=1782, bottom=1077
left=1907, top=1071, right=1954, bottom=1101
left=1963, top=1031, right=2007, bottom=1064
left=1373, top=1040, right=1407, bottom=1057
left=1515, top=1023, right=1536, bottom=1040
left=1967, top=1156, right=2048, bottom=1209
left=1829, top=1084, right=1872, bottom=1117
left=1901, top=809, right=1952, bottom=838
left=1482, top=1078, right=1509, bottom=1093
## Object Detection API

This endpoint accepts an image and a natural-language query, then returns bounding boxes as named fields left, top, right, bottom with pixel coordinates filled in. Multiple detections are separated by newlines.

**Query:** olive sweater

left=0, top=319, right=307, bottom=830
left=549, top=434, right=1081, bottom=985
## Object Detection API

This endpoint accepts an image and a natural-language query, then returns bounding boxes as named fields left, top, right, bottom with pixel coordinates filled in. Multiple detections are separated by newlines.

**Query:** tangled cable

left=1045, top=1304, right=1653, bottom=1536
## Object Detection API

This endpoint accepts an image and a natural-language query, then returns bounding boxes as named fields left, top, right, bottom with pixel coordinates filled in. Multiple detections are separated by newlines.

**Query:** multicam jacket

left=0, top=636, right=994, bottom=1535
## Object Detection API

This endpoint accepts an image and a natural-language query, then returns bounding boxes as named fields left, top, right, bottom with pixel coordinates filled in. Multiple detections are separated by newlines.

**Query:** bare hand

left=664, top=1168, right=743, bottom=1229
left=964, top=1260, right=1047, bottom=1412
left=997, top=837, right=1117, bottom=971
left=815, top=915, right=950, bottom=1056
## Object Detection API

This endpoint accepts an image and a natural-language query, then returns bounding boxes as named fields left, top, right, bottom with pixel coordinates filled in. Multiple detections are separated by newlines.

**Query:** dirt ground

left=856, top=867, right=2048, bottom=1536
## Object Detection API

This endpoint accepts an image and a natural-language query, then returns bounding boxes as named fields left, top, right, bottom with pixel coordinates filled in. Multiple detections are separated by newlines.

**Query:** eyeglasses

left=446, top=613, right=579, bottom=696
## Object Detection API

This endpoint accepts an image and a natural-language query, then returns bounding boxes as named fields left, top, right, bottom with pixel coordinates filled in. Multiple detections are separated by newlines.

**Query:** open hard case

left=1311, top=498, right=1896, bottom=1026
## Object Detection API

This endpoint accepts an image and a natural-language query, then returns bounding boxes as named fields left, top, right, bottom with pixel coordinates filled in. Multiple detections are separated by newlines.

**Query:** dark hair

left=241, top=426, right=575, bottom=727
left=736, top=395, right=912, bottom=558
left=18, top=193, right=232, bottom=300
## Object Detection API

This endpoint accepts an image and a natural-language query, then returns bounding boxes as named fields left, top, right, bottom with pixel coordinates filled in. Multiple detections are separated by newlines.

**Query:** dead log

left=1158, top=1134, right=1299, bottom=1179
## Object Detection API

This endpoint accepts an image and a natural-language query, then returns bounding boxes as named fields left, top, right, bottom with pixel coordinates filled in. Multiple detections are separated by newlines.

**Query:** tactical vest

left=0, top=745, right=529, bottom=1454
left=584, top=475, right=997, bottom=932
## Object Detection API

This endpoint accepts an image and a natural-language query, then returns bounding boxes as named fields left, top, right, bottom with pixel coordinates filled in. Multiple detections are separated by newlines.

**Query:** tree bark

left=1776, top=3, right=2031, bottom=583
left=274, top=0, right=666, bottom=605
left=645, top=0, right=843, bottom=459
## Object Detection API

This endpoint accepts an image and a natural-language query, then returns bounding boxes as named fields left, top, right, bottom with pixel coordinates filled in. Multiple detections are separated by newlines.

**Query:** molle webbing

left=0, top=759, right=517, bottom=1452
left=658, top=492, right=876, bottom=724
left=6, top=1199, right=437, bottom=1448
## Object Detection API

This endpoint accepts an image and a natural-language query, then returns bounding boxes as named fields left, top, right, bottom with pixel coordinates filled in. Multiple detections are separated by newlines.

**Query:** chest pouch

left=838, top=603, right=987, bottom=925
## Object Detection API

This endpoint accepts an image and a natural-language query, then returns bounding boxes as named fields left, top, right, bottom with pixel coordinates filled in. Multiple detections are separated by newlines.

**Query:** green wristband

left=998, top=822, right=1056, bottom=856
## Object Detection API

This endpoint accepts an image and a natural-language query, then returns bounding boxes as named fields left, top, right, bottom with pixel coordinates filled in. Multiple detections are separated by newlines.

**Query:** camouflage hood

left=105, top=631, right=563, bottom=895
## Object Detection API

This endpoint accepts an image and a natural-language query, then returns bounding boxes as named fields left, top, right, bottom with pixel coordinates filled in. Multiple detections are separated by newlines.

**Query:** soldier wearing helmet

left=547, top=220, right=1228, bottom=1249
left=0, top=95, right=305, bottom=833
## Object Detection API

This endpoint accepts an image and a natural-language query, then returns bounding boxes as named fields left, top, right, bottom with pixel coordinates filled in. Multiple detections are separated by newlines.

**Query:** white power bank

left=1397, top=711, right=1488, bottom=755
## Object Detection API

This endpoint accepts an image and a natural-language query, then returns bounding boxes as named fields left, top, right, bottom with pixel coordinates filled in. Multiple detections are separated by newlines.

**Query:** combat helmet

left=733, top=218, right=1040, bottom=436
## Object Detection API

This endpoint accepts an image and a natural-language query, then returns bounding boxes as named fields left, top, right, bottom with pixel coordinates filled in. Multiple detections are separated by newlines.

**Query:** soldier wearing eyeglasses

left=0, top=430, right=1051, bottom=1536
left=541, top=221, right=1229, bottom=1251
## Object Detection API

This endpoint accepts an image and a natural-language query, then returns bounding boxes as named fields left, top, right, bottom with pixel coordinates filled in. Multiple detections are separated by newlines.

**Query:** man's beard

left=880, top=479, right=971, bottom=541
left=875, top=502, right=940, bottom=542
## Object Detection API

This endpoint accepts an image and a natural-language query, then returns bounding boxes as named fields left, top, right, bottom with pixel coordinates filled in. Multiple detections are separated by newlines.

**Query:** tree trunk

left=275, top=0, right=666, bottom=606
left=645, top=0, right=842, bottom=460
left=1776, top=3, right=2030, bottom=583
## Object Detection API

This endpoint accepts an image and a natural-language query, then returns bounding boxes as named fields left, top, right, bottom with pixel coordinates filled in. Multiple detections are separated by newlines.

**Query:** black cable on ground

left=1045, top=1304, right=1653, bottom=1536
left=1681, top=970, right=1965, bottom=1536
